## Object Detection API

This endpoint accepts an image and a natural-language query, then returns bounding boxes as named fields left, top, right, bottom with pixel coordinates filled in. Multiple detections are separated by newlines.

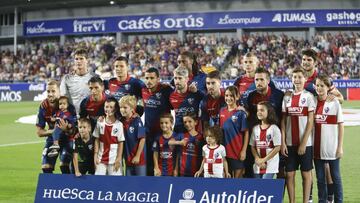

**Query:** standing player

left=93, top=97, right=125, bottom=176
left=314, top=75, right=344, bottom=203
left=220, top=86, right=249, bottom=178
left=79, top=76, right=108, bottom=131
left=61, top=48, right=96, bottom=115
left=194, top=125, right=231, bottom=178
left=119, top=95, right=146, bottom=176
left=142, top=67, right=173, bottom=175
left=200, top=70, right=225, bottom=128
left=36, top=80, right=73, bottom=174
left=281, top=68, right=316, bottom=203
left=250, top=101, right=281, bottom=179
left=107, top=56, right=145, bottom=115
left=169, top=67, right=204, bottom=133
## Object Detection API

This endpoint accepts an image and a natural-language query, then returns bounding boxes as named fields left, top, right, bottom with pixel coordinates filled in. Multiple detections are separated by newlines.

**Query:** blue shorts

left=227, top=158, right=245, bottom=171
left=285, top=146, right=313, bottom=172
left=41, top=139, right=74, bottom=167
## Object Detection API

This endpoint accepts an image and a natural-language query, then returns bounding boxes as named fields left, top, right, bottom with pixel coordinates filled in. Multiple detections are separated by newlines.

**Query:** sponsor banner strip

left=24, top=9, right=360, bottom=36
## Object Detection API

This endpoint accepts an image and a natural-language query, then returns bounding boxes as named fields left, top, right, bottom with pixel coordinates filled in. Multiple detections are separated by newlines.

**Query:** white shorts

left=95, top=163, right=123, bottom=176
left=204, top=173, right=223, bottom=178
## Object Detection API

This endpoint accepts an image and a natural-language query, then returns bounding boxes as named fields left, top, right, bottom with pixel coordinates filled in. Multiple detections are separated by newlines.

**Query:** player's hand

left=131, top=156, right=140, bottom=165
left=57, top=119, right=69, bottom=131
left=255, top=157, right=264, bottom=166
left=173, top=169, right=178, bottom=177
left=236, top=105, right=248, bottom=115
left=98, top=116, right=105, bottom=122
left=326, top=93, right=336, bottom=102
left=114, top=160, right=121, bottom=172
left=225, top=172, right=232, bottom=178
left=281, top=144, right=288, bottom=157
left=284, top=90, right=292, bottom=97
left=259, top=163, right=267, bottom=169
left=336, top=147, right=343, bottom=159
left=181, top=138, right=189, bottom=146
left=194, top=171, right=202, bottom=177
left=154, top=168, right=161, bottom=176
left=239, top=150, right=246, bottom=161
left=94, top=156, right=100, bottom=167
left=75, top=171, right=82, bottom=177
left=297, top=144, right=306, bottom=155
left=188, top=82, right=198, bottom=93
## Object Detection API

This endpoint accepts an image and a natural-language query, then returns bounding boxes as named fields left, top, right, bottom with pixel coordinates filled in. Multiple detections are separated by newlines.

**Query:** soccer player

left=220, top=86, right=249, bottom=178
left=93, top=97, right=125, bottom=176
left=153, top=113, right=179, bottom=177
left=200, top=70, right=225, bottom=128
left=142, top=67, right=173, bottom=175
left=314, top=75, right=344, bottom=203
left=194, top=125, right=231, bottom=178
left=79, top=76, right=108, bottom=131
left=169, top=67, right=204, bottom=133
left=250, top=101, right=281, bottom=179
left=107, top=56, right=145, bottom=115
left=36, top=80, right=73, bottom=174
left=47, top=96, right=77, bottom=158
left=119, top=95, right=146, bottom=176
left=60, top=48, right=96, bottom=115
left=281, top=67, right=316, bottom=203
left=73, top=118, right=95, bottom=176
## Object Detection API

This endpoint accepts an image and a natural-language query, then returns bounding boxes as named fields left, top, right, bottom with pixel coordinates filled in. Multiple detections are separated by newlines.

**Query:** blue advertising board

left=35, top=174, right=284, bottom=203
left=24, top=9, right=360, bottom=36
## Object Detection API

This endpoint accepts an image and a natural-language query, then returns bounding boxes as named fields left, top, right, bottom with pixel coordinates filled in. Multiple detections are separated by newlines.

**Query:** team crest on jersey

left=301, top=98, right=306, bottom=104
left=88, top=144, right=93, bottom=150
left=155, top=92, right=162, bottom=99
left=187, top=98, right=194, bottom=105
left=129, top=126, right=135, bottom=133
left=113, top=128, right=119, bottom=134
left=325, top=107, right=330, bottom=113
left=214, top=152, right=220, bottom=159
left=231, top=115, right=238, bottom=122
left=105, top=90, right=110, bottom=95
left=125, top=84, right=130, bottom=90
left=266, top=134, right=272, bottom=142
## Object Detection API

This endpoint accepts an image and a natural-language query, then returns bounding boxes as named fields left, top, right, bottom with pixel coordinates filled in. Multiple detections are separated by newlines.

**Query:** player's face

left=47, top=85, right=59, bottom=103
left=114, top=60, right=128, bottom=79
left=292, top=72, right=306, bottom=91
left=224, top=90, right=237, bottom=106
left=256, top=104, right=268, bottom=122
left=145, top=72, right=159, bottom=90
left=78, top=122, right=91, bottom=140
left=183, top=116, right=197, bottom=132
left=301, top=55, right=315, bottom=72
left=120, top=104, right=133, bottom=119
left=206, top=78, right=221, bottom=97
left=160, top=117, right=173, bottom=133
left=315, top=79, right=330, bottom=97
left=254, top=73, right=269, bottom=93
left=74, top=54, right=88, bottom=76
left=104, top=101, right=116, bottom=117
left=205, top=135, right=216, bottom=145
left=177, top=55, right=192, bottom=71
left=243, top=56, right=258, bottom=74
left=58, top=99, right=68, bottom=111
left=174, top=74, right=188, bottom=91
left=89, top=82, right=104, bottom=98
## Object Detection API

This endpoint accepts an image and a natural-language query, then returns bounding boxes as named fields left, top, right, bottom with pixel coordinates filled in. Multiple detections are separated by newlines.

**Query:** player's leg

left=48, top=127, right=62, bottom=157
left=286, top=171, right=296, bottom=203
left=108, top=164, right=123, bottom=176
left=328, top=159, right=343, bottom=203
left=314, top=159, right=327, bottom=203
left=41, top=142, right=56, bottom=173
left=300, top=146, right=314, bottom=203
left=285, top=146, right=299, bottom=203
left=95, top=163, right=107, bottom=175
left=59, top=140, right=73, bottom=174
left=325, top=163, right=334, bottom=203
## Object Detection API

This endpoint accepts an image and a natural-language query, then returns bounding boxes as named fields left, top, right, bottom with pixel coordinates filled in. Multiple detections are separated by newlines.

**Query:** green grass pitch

left=0, top=101, right=359, bottom=202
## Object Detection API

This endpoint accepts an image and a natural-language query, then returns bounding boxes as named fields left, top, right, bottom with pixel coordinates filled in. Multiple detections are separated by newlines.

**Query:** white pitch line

left=0, top=140, right=44, bottom=147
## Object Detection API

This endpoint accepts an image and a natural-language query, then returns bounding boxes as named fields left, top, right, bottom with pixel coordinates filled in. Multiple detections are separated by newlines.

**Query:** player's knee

left=42, top=167, right=54, bottom=173
left=60, top=165, right=70, bottom=174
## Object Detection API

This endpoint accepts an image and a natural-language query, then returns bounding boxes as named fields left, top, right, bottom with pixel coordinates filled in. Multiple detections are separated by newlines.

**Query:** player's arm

left=94, top=138, right=100, bottom=166
left=173, top=152, right=179, bottom=177
left=36, top=126, right=54, bottom=137
left=251, top=145, right=260, bottom=164
left=132, top=138, right=145, bottom=164
left=239, top=130, right=249, bottom=161
left=60, top=76, right=69, bottom=97
left=153, top=151, right=161, bottom=176
left=114, top=141, right=124, bottom=172
left=223, top=158, right=231, bottom=178
left=72, top=152, right=82, bottom=177
left=298, top=111, right=314, bottom=155
left=194, top=157, right=205, bottom=177
left=328, top=87, right=344, bottom=104
left=337, top=122, right=344, bottom=158
left=281, top=114, right=288, bottom=157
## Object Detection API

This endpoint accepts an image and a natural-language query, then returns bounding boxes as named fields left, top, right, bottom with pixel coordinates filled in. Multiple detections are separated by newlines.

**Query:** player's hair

left=183, top=112, right=198, bottom=122
left=244, top=52, right=257, bottom=59
left=292, top=67, right=305, bottom=76
left=160, top=113, right=174, bottom=124
left=88, top=76, right=103, bottom=85
left=256, top=101, right=278, bottom=125
left=78, top=117, right=92, bottom=127
left=58, top=96, right=70, bottom=103
left=255, top=67, right=270, bottom=80
left=47, top=79, right=59, bottom=88
left=302, top=49, right=317, bottom=61
left=179, top=51, right=200, bottom=76
left=204, top=125, right=223, bottom=144
left=104, top=97, right=121, bottom=119
left=225, top=85, right=239, bottom=100
left=206, top=70, right=221, bottom=80
left=119, top=95, right=137, bottom=110
left=146, top=67, right=160, bottom=78
left=114, top=56, right=128, bottom=65
left=316, top=74, right=333, bottom=88
left=74, top=48, right=88, bottom=58
left=173, top=66, right=189, bottom=77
